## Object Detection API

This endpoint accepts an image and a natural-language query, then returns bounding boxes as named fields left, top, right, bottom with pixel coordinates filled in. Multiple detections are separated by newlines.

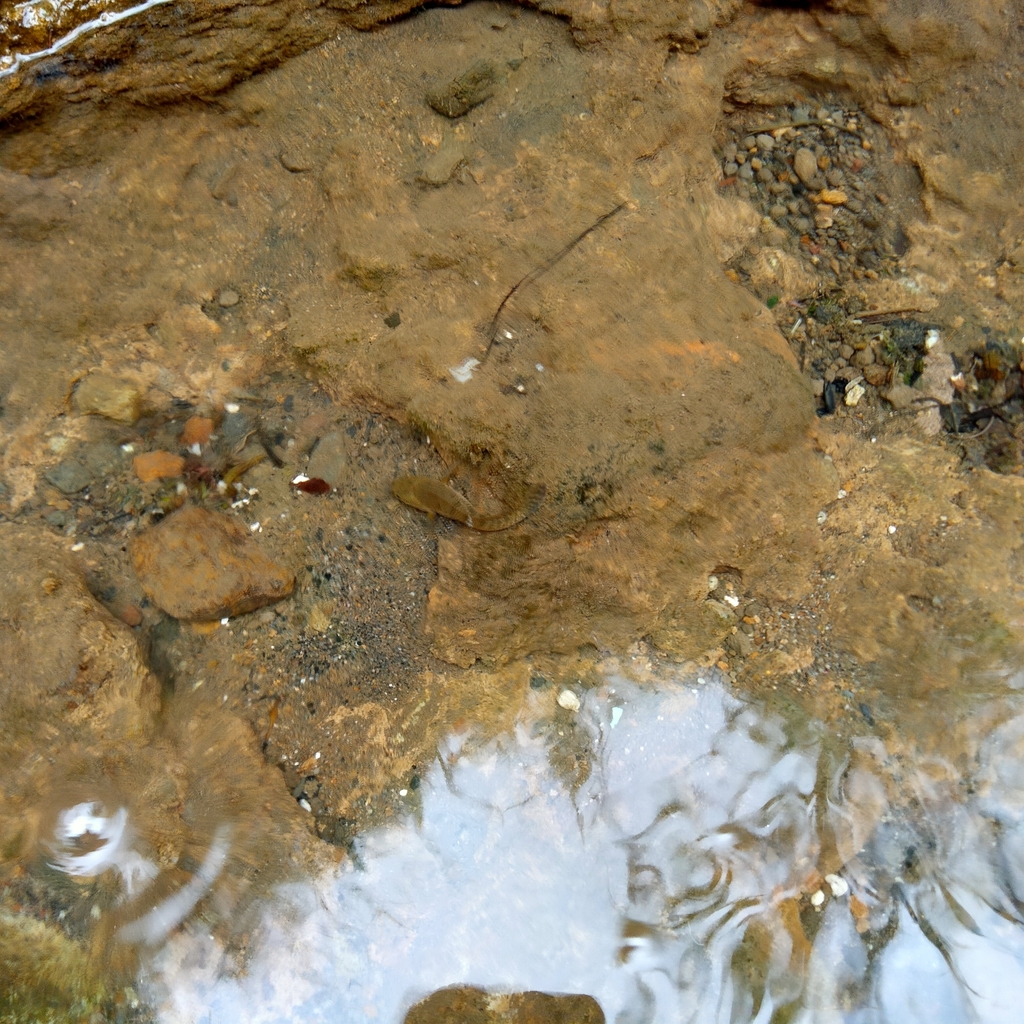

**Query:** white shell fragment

left=610, top=706, right=624, bottom=729
left=844, top=383, right=866, bottom=407
left=924, top=328, right=941, bottom=350
left=825, top=873, right=849, bottom=897
left=449, top=358, right=481, bottom=383
left=557, top=689, right=581, bottom=713
left=810, top=889, right=825, bottom=907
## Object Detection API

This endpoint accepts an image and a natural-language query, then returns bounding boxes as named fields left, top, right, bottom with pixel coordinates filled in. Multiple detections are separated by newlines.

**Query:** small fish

left=391, top=475, right=544, bottom=532
left=223, top=452, right=265, bottom=487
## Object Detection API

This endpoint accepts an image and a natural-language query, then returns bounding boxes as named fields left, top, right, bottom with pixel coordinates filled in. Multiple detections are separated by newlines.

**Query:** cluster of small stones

left=719, top=104, right=902, bottom=280
left=809, top=326, right=890, bottom=389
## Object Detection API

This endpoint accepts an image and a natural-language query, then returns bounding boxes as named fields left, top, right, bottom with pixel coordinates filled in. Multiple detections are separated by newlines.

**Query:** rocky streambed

left=4, top=0, right=1024, bottom=1019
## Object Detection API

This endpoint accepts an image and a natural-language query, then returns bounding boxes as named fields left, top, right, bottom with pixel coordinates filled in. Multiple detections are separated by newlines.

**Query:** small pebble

left=119, top=605, right=143, bottom=627
left=825, top=873, right=849, bottom=897
left=794, top=148, right=819, bottom=186
left=557, top=689, right=581, bottom=713
left=810, top=890, right=825, bottom=907
left=218, top=289, right=240, bottom=308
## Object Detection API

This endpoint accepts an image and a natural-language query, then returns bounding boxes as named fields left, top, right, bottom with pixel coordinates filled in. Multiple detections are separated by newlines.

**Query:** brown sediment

left=391, top=476, right=545, bottom=532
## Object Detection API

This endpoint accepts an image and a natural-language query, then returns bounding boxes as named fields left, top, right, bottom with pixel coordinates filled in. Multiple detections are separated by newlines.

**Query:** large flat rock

left=130, top=506, right=294, bottom=620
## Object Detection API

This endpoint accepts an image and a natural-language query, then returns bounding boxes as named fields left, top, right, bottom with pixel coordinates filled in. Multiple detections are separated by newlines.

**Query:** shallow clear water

left=122, top=665, right=1024, bottom=1024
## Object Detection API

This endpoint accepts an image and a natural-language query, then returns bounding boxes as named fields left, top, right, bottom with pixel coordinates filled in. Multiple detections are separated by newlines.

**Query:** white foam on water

left=138, top=671, right=1024, bottom=1024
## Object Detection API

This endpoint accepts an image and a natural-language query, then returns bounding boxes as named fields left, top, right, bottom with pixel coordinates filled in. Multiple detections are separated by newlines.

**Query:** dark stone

left=44, top=460, right=92, bottom=494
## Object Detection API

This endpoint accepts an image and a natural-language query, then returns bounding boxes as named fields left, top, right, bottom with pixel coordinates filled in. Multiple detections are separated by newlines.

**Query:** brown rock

left=793, top=148, right=820, bottom=187
left=404, top=987, right=604, bottom=1024
left=181, top=416, right=214, bottom=447
left=73, top=372, right=142, bottom=425
left=133, top=450, right=186, bottom=482
left=881, top=383, right=922, bottom=410
left=863, top=363, right=889, bottom=387
left=130, top=506, right=294, bottom=620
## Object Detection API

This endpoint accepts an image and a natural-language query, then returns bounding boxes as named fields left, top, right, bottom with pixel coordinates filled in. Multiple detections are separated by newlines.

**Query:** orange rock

left=133, top=450, right=186, bottom=482
left=818, top=188, right=848, bottom=206
left=181, top=415, right=214, bottom=447
left=118, top=604, right=143, bottom=627
left=130, top=506, right=294, bottom=620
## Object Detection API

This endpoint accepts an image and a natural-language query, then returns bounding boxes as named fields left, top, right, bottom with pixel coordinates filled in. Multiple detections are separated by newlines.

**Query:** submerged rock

left=44, top=459, right=93, bottom=494
left=132, top=450, right=185, bottom=482
left=405, top=987, right=604, bottom=1024
left=305, top=430, right=349, bottom=488
left=130, top=505, right=294, bottom=620
left=426, top=61, right=502, bottom=118
left=72, top=372, right=142, bottom=425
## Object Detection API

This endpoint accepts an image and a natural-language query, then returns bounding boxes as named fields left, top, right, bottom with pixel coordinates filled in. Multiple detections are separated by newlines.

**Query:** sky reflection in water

left=144, top=668, right=1024, bottom=1024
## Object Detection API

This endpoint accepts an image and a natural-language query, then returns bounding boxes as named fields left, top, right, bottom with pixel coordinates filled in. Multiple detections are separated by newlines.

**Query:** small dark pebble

left=819, top=379, right=849, bottom=416
left=384, top=311, right=401, bottom=329
left=530, top=673, right=551, bottom=690
left=859, top=702, right=875, bottom=726
left=409, top=774, right=420, bottom=790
